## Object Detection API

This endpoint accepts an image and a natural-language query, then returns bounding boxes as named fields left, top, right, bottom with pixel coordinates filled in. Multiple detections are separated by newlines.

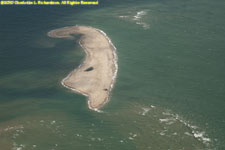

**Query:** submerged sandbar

left=48, top=26, right=118, bottom=110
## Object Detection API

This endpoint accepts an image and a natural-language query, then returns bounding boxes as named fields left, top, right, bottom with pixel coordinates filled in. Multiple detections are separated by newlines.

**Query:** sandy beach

left=48, top=26, right=118, bottom=110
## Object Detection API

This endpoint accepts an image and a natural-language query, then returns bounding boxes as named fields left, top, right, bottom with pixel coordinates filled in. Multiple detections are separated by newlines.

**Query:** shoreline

left=48, top=25, right=118, bottom=111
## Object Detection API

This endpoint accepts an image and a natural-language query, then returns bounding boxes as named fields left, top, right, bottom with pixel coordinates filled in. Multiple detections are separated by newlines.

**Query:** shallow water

left=0, top=0, right=225, bottom=149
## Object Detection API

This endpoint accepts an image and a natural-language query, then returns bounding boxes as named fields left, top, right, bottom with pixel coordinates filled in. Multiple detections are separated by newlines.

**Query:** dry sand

left=48, top=26, right=118, bottom=110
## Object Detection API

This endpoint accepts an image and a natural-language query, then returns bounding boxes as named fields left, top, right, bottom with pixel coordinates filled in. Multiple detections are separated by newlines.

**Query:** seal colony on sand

left=48, top=26, right=118, bottom=111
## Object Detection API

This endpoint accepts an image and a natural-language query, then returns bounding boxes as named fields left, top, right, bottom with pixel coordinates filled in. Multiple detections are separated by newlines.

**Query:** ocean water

left=0, top=0, right=225, bottom=149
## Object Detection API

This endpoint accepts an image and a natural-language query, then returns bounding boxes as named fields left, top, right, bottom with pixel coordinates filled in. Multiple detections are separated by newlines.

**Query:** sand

left=48, top=26, right=118, bottom=110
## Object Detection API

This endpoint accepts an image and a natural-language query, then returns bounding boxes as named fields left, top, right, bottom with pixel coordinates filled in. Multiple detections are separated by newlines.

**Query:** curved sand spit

left=48, top=26, right=118, bottom=111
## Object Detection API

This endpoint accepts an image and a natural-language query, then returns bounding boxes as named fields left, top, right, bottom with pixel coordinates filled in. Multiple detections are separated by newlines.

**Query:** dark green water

left=0, top=0, right=225, bottom=149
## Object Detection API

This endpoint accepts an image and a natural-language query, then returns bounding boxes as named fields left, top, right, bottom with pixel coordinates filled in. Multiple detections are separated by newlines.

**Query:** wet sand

left=48, top=26, right=118, bottom=110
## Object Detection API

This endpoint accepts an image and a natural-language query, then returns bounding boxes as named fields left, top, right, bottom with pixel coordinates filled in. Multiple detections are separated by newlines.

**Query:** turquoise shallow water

left=0, top=0, right=225, bottom=149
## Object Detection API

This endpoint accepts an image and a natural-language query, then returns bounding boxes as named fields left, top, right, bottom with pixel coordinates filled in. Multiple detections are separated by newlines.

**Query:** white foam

left=162, top=112, right=171, bottom=116
left=141, top=107, right=151, bottom=115
left=133, top=10, right=150, bottom=29
left=192, top=131, right=211, bottom=143
left=128, top=137, right=134, bottom=140
left=32, top=145, right=37, bottom=148
left=169, top=112, right=211, bottom=145
left=159, top=118, right=176, bottom=125
left=50, top=120, right=56, bottom=125
left=129, top=132, right=138, bottom=139
left=4, top=125, right=24, bottom=132
left=12, top=143, right=25, bottom=150
left=119, top=140, right=124, bottom=143
left=151, top=105, right=155, bottom=108
left=97, top=137, right=103, bottom=141
left=133, top=10, right=147, bottom=21
left=119, top=15, right=128, bottom=19
left=184, top=132, right=193, bottom=136
left=136, top=22, right=150, bottom=29
left=161, top=110, right=212, bottom=146
left=160, top=132, right=165, bottom=136
left=159, top=118, right=172, bottom=122
left=118, top=10, right=150, bottom=29
left=173, top=132, right=177, bottom=135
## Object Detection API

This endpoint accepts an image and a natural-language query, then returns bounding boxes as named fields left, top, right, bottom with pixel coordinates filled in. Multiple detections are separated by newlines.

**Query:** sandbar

left=48, top=26, right=118, bottom=110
